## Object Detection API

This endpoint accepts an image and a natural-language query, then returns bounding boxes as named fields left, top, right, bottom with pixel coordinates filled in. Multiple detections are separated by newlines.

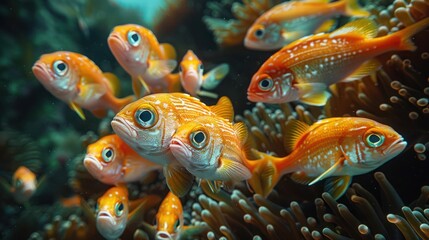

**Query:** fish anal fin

left=315, top=19, right=336, bottom=34
left=283, top=119, right=310, bottom=153
left=103, top=72, right=121, bottom=96
left=217, top=158, right=251, bottom=182
left=290, top=171, right=316, bottom=185
left=324, top=175, right=352, bottom=200
left=147, top=59, right=177, bottom=79
left=69, top=102, right=86, bottom=120
left=309, top=157, right=345, bottom=185
left=342, top=59, right=381, bottom=82
left=330, top=19, right=377, bottom=39
left=163, top=164, right=194, bottom=197
left=160, top=43, right=177, bottom=60
left=202, top=63, right=229, bottom=90
left=209, top=96, right=234, bottom=122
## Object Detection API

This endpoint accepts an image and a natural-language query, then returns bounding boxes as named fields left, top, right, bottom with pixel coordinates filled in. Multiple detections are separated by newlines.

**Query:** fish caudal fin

left=344, top=0, right=369, bottom=17
left=392, top=17, right=429, bottom=51
left=202, top=63, right=230, bottom=90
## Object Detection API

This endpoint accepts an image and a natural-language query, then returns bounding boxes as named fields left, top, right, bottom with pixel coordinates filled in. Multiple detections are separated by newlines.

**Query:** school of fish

left=28, top=0, right=429, bottom=238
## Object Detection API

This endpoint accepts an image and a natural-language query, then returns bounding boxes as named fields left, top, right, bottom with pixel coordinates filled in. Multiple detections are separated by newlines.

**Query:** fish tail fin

left=393, top=17, right=429, bottom=51
left=344, top=0, right=370, bottom=17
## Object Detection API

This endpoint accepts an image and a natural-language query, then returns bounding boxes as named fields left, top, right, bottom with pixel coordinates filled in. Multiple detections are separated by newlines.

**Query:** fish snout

left=108, top=32, right=129, bottom=52
left=32, top=63, right=52, bottom=82
left=111, top=118, right=137, bottom=139
left=83, top=155, right=104, bottom=176
left=170, top=138, right=192, bottom=163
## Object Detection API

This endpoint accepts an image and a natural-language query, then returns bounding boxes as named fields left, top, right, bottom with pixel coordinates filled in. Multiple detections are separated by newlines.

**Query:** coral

left=191, top=172, right=428, bottom=239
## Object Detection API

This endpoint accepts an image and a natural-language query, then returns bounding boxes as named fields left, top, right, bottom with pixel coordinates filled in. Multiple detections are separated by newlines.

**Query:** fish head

left=170, top=117, right=221, bottom=174
left=32, top=51, right=80, bottom=101
left=345, top=119, right=407, bottom=170
left=11, top=166, right=37, bottom=203
left=248, top=66, right=298, bottom=103
left=84, top=135, right=124, bottom=185
left=179, top=50, right=203, bottom=95
left=108, top=24, right=153, bottom=76
left=111, top=94, right=177, bottom=158
left=244, top=23, right=284, bottom=50
left=96, top=186, right=129, bottom=240
left=156, top=192, right=183, bottom=237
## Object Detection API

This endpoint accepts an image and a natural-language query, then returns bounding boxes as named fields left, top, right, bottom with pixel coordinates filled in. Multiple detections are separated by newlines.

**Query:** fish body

left=96, top=185, right=129, bottom=240
left=10, top=166, right=37, bottom=203
left=155, top=192, right=184, bottom=240
left=244, top=0, right=369, bottom=50
left=247, top=18, right=429, bottom=105
left=32, top=51, right=134, bottom=120
left=84, top=134, right=161, bottom=185
left=179, top=50, right=229, bottom=98
left=170, top=115, right=251, bottom=184
left=248, top=117, right=407, bottom=199
left=108, top=24, right=179, bottom=96
left=111, top=93, right=233, bottom=196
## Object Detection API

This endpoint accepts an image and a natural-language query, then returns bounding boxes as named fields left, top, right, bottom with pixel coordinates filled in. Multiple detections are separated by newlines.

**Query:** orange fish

left=246, top=117, right=407, bottom=199
left=10, top=166, right=37, bottom=203
left=178, top=50, right=229, bottom=98
left=247, top=18, right=429, bottom=106
left=32, top=51, right=134, bottom=120
left=108, top=24, right=179, bottom=96
left=170, top=115, right=251, bottom=190
left=111, top=93, right=233, bottom=196
left=244, top=0, right=368, bottom=50
left=155, top=192, right=184, bottom=239
left=84, top=134, right=161, bottom=185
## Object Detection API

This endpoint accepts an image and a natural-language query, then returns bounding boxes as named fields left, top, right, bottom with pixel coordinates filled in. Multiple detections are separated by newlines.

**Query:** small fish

left=246, top=117, right=407, bottom=199
left=10, top=166, right=37, bottom=203
left=108, top=24, right=179, bottom=96
left=84, top=134, right=161, bottom=185
left=32, top=51, right=134, bottom=120
left=244, top=0, right=369, bottom=50
left=178, top=50, right=229, bottom=98
left=247, top=18, right=429, bottom=105
left=111, top=93, right=234, bottom=196
left=155, top=192, right=184, bottom=240
left=170, top=115, right=251, bottom=190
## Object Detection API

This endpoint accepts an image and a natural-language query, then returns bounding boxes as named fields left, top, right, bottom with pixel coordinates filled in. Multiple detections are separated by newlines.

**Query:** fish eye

left=254, top=28, right=265, bottom=39
left=190, top=130, right=208, bottom=149
left=15, top=178, right=23, bottom=188
left=135, top=107, right=158, bottom=129
left=258, top=78, right=273, bottom=91
left=53, top=60, right=68, bottom=76
left=127, top=30, right=141, bottom=47
left=115, top=202, right=124, bottom=217
left=102, top=147, right=114, bottom=163
left=178, top=65, right=183, bottom=73
left=366, top=133, right=385, bottom=148
left=174, top=219, right=181, bottom=231
left=95, top=203, right=99, bottom=212
left=198, top=64, right=204, bottom=71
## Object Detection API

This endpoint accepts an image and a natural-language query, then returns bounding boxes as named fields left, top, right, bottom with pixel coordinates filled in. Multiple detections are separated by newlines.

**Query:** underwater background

left=0, top=0, right=428, bottom=239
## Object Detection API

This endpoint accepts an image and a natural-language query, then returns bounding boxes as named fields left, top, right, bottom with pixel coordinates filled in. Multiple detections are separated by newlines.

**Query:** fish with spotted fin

left=247, top=17, right=429, bottom=106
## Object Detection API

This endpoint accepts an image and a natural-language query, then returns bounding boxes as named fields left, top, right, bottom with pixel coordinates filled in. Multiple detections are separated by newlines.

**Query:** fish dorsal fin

left=324, top=175, right=352, bottom=200
left=210, top=96, right=234, bottom=122
left=233, top=122, right=248, bottom=145
left=160, top=43, right=177, bottom=60
left=163, top=164, right=194, bottom=197
left=217, top=158, right=251, bottom=182
left=341, top=59, right=381, bottom=82
left=284, top=119, right=310, bottom=153
left=103, top=72, right=121, bottom=96
left=330, top=19, right=378, bottom=39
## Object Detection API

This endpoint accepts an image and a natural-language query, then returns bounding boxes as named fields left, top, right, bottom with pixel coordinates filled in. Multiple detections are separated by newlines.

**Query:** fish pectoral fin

left=300, top=91, right=331, bottom=106
left=147, top=59, right=177, bottom=79
left=202, top=63, right=229, bottom=90
left=103, top=72, right=121, bottom=96
left=309, top=158, right=345, bottom=185
left=217, top=158, right=251, bottom=182
left=247, top=159, right=278, bottom=198
left=341, top=59, right=382, bottom=82
left=295, top=82, right=330, bottom=106
left=196, top=90, right=218, bottom=99
left=315, top=19, right=336, bottom=34
left=163, top=164, right=194, bottom=197
left=78, top=83, right=106, bottom=102
left=284, top=119, right=310, bottom=153
left=324, top=175, right=352, bottom=200
left=127, top=195, right=162, bottom=227
left=209, top=96, right=234, bottom=122
left=330, top=19, right=377, bottom=39
left=160, top=43, right=177, bottom=60
left=69, top=102, right=86, bottom=120
left=281, top=31, right=303, bottom=42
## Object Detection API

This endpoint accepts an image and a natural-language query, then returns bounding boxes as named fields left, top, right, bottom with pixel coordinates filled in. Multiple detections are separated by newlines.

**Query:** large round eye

left=135, top=108, right=157, bottom=128
left=15, top=178, right=23, bottom=188
left=254, top=28, right=265, bottom=39
left=95, top=202, right=99, bottom=212
left=190, top=130, right=208, bottom=149
left=366, top=133, right=385, bottom=148
left=53, top=60, right=68, bottom=76
left=115, top=202, right=124, bottom=217
left=102, top=147, right=114, bottom=163
left=258, top=78, right=273, bottom=91
left=178, top=65, right=183, bottom=73
left=127, top=30, right=141, bottom=47
left=198, top=64, right=204, bottom=71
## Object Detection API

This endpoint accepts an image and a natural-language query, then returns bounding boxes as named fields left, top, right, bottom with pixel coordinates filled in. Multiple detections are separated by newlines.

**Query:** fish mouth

left=83, top=155, right=104, bottom=176
left=247, top=91, right=268, bottom=103
left=156, top=231, right=173, bottom=240
left=170, top=138, right=192, bottom=163
left=108, top=32, right=129, bottom=53
left=385, top=137, right=407, bottom=155
left=112, top=117, right=138, bottom=140
left=244, top=38, right=262, bottom=50
left=32, top=63, right=52, bottom=82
